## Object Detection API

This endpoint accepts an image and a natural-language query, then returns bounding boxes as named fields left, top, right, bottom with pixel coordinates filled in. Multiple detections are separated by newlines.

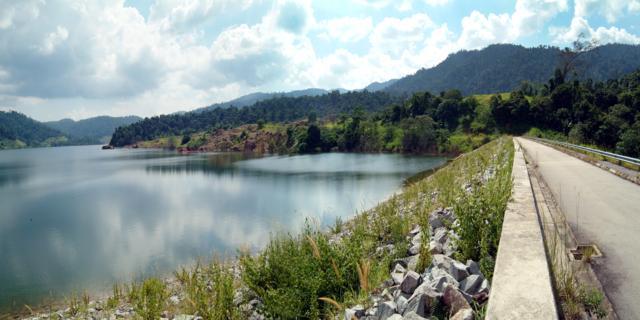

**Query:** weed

left=131, top=278, right=167, bottom=320
left=178, top=259, right=239, bottom=320
left=579, top=286, right=607, bottom=319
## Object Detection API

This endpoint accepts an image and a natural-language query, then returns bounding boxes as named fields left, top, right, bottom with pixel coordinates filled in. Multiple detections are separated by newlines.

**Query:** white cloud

left=38, top=26, right=68, bottom=55
left=457, top=0, right=568, bottom=49
left=370, top=13, right=434, bottom=57
left=550, top=16, right=640, bottom=45
left=424, top=0, right=450, bottom=6
left=317, top=17, right=373, bottom=42
left=574, top=0, right=640, bottom=23
left=149, top=0, right=254, bottom=33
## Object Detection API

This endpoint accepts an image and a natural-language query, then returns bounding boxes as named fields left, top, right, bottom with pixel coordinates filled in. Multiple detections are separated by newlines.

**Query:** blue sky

left=0, top=0, right=639, bottom=121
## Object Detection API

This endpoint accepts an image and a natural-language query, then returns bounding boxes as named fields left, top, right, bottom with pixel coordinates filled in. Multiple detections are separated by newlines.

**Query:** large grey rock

left=386, top=314, right=403, bottom=320
left=402, top=282, right=442, bottom=317
left=391, top=263, right=407, bottom=285
left=433, top=228, right=448, bottom=244
left=465, top=260, right=481, bottom=275
left=428, top=208, right=455, bottom=229
left=450, top=308, right=474, bottom=320
left=375, top=301, right=397, bottom=320
left=408, top=243, right=421, bottom=256
left=405, top=255, right=419, bottom=271
left=411, top=232, right=422, bottom=246
left=443, top=285, right=471, bottom=316
left=400, top=271, right=423, bottom=294
left=344, top=305, right=365, bottom=320
left=402, top=311, right=429, bottom=320
left=459, top=274, right=484, bottom=296
left=449, top=260, right=469, bottom=281
left=431, top=254, right=453, bottom=270
left=395, top=295, right=409, bottom=315
left=409, top=225, right=421, bottom=236
left=478, top=279, right=491, bottom=294
left=428, top=240, right=443, bottom=254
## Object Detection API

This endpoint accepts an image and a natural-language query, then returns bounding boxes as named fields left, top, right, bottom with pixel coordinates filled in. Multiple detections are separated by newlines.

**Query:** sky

left=0, top=0, right=639, bottom=121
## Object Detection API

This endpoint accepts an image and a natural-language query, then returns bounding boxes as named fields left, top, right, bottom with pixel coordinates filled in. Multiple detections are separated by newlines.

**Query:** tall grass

left=240, top=137, right=515, bottom=318
left=175, top=258, right=239, bottom=320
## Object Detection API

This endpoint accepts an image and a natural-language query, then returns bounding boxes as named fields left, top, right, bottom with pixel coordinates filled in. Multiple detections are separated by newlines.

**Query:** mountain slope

left=384, top=44, right=640, bottom=95
left=110, top=90, right=399, bottom=147
left=0, top=111, right=66, bottom=149
left=192, top=88, right=337, bottom=113
left=45, top=115, right=141, bottom=144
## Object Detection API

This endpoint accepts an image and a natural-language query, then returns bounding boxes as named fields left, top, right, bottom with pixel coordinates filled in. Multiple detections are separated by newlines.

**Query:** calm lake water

left=0, top=145, right=446, bottom=310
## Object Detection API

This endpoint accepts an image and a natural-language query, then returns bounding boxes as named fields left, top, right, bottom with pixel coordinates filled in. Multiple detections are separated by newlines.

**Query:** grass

left=240, top=137, right=514, bottom=318
left=23, top=136, right=515, bottom=320
left=175, top=258, right=239, bottom=320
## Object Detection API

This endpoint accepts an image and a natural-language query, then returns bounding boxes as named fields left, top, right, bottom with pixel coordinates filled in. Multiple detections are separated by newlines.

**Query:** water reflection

left=0, top=146, right=445, bottom=311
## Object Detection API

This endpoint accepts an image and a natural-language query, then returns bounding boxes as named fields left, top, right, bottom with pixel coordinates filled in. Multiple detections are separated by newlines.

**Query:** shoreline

left=4, top=138, right=511, bottom=319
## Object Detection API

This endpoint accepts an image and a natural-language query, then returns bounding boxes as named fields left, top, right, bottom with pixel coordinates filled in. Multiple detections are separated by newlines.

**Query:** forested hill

left=191, top=88, right=339, bottom=113
left=0, top=111, right=65, bottom=149
left=109, top=90, right=398, bottom=147
left=45, top=115, right=141, bottom=144
left=383, top=44, right=640, bottom=95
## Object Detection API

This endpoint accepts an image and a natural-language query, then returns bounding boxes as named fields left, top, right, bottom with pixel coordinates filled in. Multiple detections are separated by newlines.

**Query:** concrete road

left=517, top=138, right=640, bottom=320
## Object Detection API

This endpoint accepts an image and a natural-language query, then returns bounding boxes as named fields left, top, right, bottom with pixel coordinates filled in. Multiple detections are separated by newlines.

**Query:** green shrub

left=177, top=259, right=239, bottom=320
left=131, top=278, right=167, bottom=320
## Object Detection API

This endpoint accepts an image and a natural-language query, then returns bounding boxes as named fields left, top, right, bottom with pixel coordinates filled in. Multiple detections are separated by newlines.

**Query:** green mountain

left=110, top=90, right=399, bottom=147
left=191, top=88, right=346, bottom=113
left=382, top=43, right=640, bottom=95
left=45, top=116, right=141, bottom=144
left=0, top=111, right=66, bottom=149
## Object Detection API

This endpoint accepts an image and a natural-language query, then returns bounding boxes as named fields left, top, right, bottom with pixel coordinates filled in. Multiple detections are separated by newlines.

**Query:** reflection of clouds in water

left=0, top=148, right=445, bottom=309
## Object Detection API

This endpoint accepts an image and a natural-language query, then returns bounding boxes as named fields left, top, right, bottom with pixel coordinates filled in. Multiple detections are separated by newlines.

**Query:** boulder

left=403, top=311, right=429, bottom=320
left=403, top=283, right=440, bottom=318
left=459, top=274, right=484, bottom=296
left=395, top=295, right=409, bottom=315
left=478, top=279, right=491, bottom=294
left=433, top=228, right=448, bottom=244
left=400, top=271, right=423, bottom=294
left=405, top=255, right=419, bottom=271
left=443, top=285, right=471, bottom=316
left=375, top=301, right=397, bottom=320
left=411, top=232, right=422, bottom=246
left=409, top=225, right=421, bottom=236
left=449, top=261, right=469, bottom=281
left=391, top=264, right=407, bottom=285
left=428, top=208, right=455, bottom=229
left=450, top=308, right=474, bottom=320
left=408, top=243, right=421, bottom=256
left=344, top=305, right=365, bottom=320
left=387, top=314, right=403, bottom=320
left=429, top=240, right=443, bottom=254
left=466, top=260, right=481, bottom=276
left=431, top=254, right=453, bottom=270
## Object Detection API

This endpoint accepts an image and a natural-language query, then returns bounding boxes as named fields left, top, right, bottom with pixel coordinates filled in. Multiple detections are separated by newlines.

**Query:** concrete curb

left=486, top=138, right=558, bottom=319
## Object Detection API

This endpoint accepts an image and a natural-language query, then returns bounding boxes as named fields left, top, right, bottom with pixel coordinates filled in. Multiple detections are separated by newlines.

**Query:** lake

left=0, top=145, right=446, bottom=311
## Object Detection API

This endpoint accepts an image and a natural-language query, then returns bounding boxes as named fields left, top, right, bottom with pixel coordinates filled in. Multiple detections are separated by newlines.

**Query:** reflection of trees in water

left=0, top=163, right=29, bottom=187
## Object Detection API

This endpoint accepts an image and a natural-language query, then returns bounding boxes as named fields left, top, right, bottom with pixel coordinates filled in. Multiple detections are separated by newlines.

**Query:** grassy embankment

left=21, top=137, right=514, bottom=320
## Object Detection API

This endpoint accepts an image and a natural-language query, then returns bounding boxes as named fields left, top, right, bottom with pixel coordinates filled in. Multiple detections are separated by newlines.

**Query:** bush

left=176, top=259, right=239, bottom=320
left=131, top=278, right=167, bottom=320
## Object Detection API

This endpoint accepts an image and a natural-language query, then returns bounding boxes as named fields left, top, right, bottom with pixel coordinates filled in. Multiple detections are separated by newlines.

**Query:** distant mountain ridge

left=381, top=43, right=640, bottom=95
left=0, top=111, right=66, bottom=149
left=45, top=115, right=141, bottom=144
left=192, top=88, right=347, bottom=113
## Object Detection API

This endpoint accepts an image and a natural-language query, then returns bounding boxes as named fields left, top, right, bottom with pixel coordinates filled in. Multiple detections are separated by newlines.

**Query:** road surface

left=517, top=138, right=640, bottom=319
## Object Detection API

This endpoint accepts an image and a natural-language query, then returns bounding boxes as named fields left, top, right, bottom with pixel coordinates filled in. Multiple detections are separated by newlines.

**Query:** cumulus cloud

left=574, top=0, right=640, bottom=23
left=370, top=13, right=434, bottom=56
left=550, top=16, right=640, bottom=45
left=149, top=0, right=254, bottom=33
left=457, top=0, right=568, bottom=49
left=424, top=0, right=450, bottom=6
left=317, top=17, right=373, bottom=42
